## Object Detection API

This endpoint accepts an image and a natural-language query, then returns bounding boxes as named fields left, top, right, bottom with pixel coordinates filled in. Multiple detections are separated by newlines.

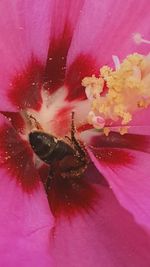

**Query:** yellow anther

left=83, top=52, right=150, bottom=135
left=119, top=126, right=129, bottom=135
left=137, top=98, right=150, bottom=108
left=100, top=66, right=112, bottom=79
left=82, top=75, right=104, bottom=99
left=103, top=127, right=110, bottom=136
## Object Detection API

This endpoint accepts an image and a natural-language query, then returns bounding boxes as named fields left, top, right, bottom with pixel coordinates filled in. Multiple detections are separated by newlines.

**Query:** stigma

left=82, top=53, right=150, bottom=135
left=133, top=33, right=150, bottom=45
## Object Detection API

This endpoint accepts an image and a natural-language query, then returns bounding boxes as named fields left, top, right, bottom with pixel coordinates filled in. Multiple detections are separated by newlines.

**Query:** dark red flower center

left=1, top=23, right=148, bottom=220
left=0, top=25, right=101, bottom=219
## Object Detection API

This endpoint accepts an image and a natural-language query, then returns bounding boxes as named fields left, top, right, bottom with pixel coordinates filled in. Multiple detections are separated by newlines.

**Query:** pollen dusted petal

left=50, top=96, right=92, bottom=138
left=47, top=177, right=98, bottom=219
left=52, top=185, right=150, bottom=267
left=38, top=164, right=50, bottom=185
left=44, top=0, right=84, bottom=94
left=89, top=147, right=134, bottom=166
left=0, top=114, right=39, bottom=192
left=38, top=159, right=100, bottom=219
left=8, top=57, right=44, bottom=110
left=65, top=54, right=99, bottom=101
left=44, top=26, right=72, bottom=94
left=1, top=112, right=25, bottom=134
left=0, top=113, right=54, bottom=265
left=0, top=0, right=53, bottom=112
left=90, top=131, right=150, bottom=154
left=47, top=164, right=99, bottom=219
left=52, top=106, right=73, bottom=137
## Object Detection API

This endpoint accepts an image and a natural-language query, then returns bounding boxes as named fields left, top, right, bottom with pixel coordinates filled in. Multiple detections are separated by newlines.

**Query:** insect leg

left=28, top=114, right=43, bottom=130
left=44, top=172, right=53, bottom=193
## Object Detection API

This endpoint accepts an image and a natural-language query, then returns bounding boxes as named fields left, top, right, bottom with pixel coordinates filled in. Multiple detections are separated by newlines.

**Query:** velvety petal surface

left=52, top=183, right=150, bottom=267
left=63, top=0, right=150, bottom=106
left=129, top=106, right=150, bottom=128
left=0, top=0, right=54, bottom=111
left=0, top=114, right=54, bottom=266
left=67, top=0, right=150, bottom=68
left=0, top=170, right=53, bottom=267
left=43, top=0, right=85, bottom=94
left=88, top=145, right=150, bottom=230
left=0, top=0, right=87, bottom=126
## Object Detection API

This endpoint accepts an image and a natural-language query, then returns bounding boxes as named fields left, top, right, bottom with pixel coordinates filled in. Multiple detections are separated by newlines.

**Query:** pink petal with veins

left=0, top=0, right=53, bottom=111
left=52, top=184, right=150, bottom=267
left=0, top=0, right=86, bottom=111
left=106, top=107, right=150, bottom=130
left=43, top=0, right=85, bottom=95
left=64, top=0, right=150, bottom=103
left=65, top=54, right=99, bottom=101
left=89, top=132, right=150, bottom=154
left=88, top=146, right=150, bottom=230
left=130, top=106, right=150, bottom=127
left=67, top=0, right=150, bottom=70
left=47, top=166, right=99, bottom=219
left=0, top=169, right=54, bottom=267
left=0, top=114, right=40, bottom=192
left=0, top=114, right=54, bottom=266
left=8, top=57, right=44, bottom=110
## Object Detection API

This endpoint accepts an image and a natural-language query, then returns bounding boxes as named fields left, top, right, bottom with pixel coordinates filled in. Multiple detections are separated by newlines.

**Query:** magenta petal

left=65, top=54, right=99, bottom=101
left=89, top=132, right=150, bottom=154
left=44, top=0, right=85, bottom=94
left=52, top=185, right=150, bottom=267
left=0, top=0, right=53, bottom=111
left=0, top=113, right=41, bottom=192
left=8, top=57, right=44, bottom=110
left=130, top=106, right=150, bottom=128
left=0, top=169, right=54, bottom=266
left=88, top=146, right=150, bottom=230
left=67, top=0, right=150, bottom=70
left=0, top=114, right=54, bottom=265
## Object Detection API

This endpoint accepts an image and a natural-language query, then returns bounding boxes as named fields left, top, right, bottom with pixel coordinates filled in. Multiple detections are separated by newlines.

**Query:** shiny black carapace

left=29, top=113, right=88, bottom=193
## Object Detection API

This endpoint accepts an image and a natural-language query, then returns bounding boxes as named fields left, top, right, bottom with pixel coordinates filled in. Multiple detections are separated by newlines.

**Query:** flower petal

left=0, top=169, right=54, bottom=266
left=65, top=0, right=150, bottom=102
left=88, top=145, right=150, bottom=230
left=52, top=185, right=150, bottom=267
left=0, top=113, right=54, bottom=265
left=89, top=131, right=150, bottom=154
left=44, top=0, right=85, bottom=95
left=67, top=0, right=150, bottom=70
left=130, top=106, right=150, bottom=128
left=8, top=57, right=44, bottom=111
left=0, top=113, right=41, bottom=191
left=65, top=55, right=99, bottom=101
left=46, top=162, right=100, bottom=219
left=0, top=0, right=53, bottom=111
left=0, top=0, right=86, bottom=111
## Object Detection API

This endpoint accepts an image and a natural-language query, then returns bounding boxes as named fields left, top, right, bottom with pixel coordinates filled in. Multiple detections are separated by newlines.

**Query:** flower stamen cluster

left=82, top=53, right=150, bottom=135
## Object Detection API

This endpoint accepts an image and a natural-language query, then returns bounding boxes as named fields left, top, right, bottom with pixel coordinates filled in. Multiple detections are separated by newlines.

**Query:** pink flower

left=0, top=0, right=150, bottom=266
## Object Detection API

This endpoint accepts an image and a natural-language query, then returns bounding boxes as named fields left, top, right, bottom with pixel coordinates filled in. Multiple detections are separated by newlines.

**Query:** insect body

left=29, top=113, right=88, bottom=193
